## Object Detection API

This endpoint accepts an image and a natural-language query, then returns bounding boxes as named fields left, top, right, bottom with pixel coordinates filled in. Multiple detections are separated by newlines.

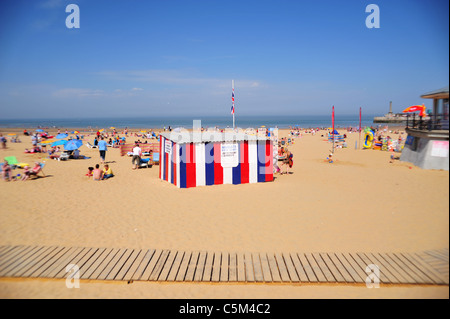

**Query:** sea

left=0, top=115, right=383, bottom=130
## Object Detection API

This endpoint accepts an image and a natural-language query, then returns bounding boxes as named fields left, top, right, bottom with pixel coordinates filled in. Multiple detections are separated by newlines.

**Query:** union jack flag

left=231, top=89, right=235, bottom=115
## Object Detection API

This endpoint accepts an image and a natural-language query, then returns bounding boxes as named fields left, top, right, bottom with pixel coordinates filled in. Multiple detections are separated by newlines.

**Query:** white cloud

left=52, top=88, right=105, bottom=98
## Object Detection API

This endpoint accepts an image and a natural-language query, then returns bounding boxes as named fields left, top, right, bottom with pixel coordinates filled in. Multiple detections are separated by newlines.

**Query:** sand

left=0, top=127, right=448, bottom=299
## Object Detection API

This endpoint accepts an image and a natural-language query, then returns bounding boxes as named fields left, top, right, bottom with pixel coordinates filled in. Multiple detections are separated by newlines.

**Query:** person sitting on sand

left=21, top=162, right=42, bottom=181
left=2, top=159, right=12, bottom=181
left=102, top=164, right=114, bottom=180
left=92, top=164, right=103, bottom=181
left=86, top=166, right=94, bottom=177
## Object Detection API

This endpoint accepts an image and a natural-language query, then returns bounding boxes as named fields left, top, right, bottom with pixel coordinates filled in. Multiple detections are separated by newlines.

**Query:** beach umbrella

left=36, top=129, right=44, bottom=132
left=64, top=139, right=83, bottom=151
left=99, top=129, right=104, bottom=132
left=56, top=133, right=68, bottom=139
left=110, top=127, right=115, bottom=129
left=403, top=104, right=426, bottom=117
left=40, top=140, right=55, bottom=144
left=51, top=140, right=67, bottom=147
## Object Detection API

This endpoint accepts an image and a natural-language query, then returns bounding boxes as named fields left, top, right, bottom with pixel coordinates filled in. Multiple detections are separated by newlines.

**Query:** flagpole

left=332, top=106, right=335, bottom=154
left=232, top=80, right=235, bottom=129
left=359, top=107, right=362, bottom=150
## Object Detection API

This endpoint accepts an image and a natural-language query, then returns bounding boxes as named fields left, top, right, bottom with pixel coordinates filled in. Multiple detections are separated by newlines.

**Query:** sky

left=0, top=0, right=448, bottom=119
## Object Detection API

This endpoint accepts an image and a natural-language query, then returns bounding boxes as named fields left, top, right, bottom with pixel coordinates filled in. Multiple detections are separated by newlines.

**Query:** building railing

left=406, top=113, right=449, bottom=131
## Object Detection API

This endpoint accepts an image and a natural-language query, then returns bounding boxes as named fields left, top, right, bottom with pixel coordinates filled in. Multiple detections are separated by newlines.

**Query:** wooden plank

left=333, top=253, right=364, bottom=283
left=140, top=249, right=163, bottom=281
left=296, top=253, right=318, bottom=282
left=244, top=252, right=255, bottom=282
left=106, top=249, right=135, bottom=280
left=319, top=253, right=346, bottom=283
left=158, top=250, right=178, bottom=281
left=0, top=246, right=41, bottom=277
left=386, top=253, right=430, bottom=284
left=282, top=253, right=299, bottom=283
left=220, top=252, right=229, bottom=282
left=23, top=246, right=67, bottom=278
left=356, top=253, right=387, bottom=284
left=425, top=250, right=449, bottom=262
left=341, top=253, right=370, bottom=284
left=375, top=253, right=416, bottom=284
left=290, top=253, right=309, bottom=282
left=202, top=252, right=214, bottom=282
left=236, top=252, right=246, bottom=282
left=275, top=253, right=291, bottom=282
left=365, top=253, right=400, bottom=284
left=185, top=251, right=200, bottom=282
left=12, top=246, right=59, bottom=277
left=402, top=253, right=447, bottom=284
left=304, top=253, right=327, bottom=282
left=167, top=251, right=185, bottom=281
left=97, top=248, right=128, bottom=280
left=228, top=253, right=237, bottom=282
left=122, top=249, right=149, bottom=281
left=0, top=246, right=37, bottom=274
left=312, top=253, right=335, bottom=282
left=0, top=246, right=22, bottom=263
left=88, top=248, right=121, bottom=280
left=252, top=253, right=264, bottom=282
left=211, top=252, right=221, bottom=282
left=259, top=253, right=273, bottom=283
left=194, top=251, right=207, bottom=282
left=148, top=250, right=170, bottom=281
left=114, top=249, right=141, bottom=281
left=0, top=246, right=29, bottom=269
left=326, top=253, right=354, bottom=283
left=176, top=251, right=192, bottom=282
left=131, top=249, right=157, bottom=281
left=58, top=248, right=98, bottom=279
left=38, top=247, right=82, bottom=278
left=40, top=248, right=86, bottom=278
left=266, top=253, right=281, bottom=282
left=81, top=248, right=113, bottom=280
left=0, top=246, right=13, bottom=257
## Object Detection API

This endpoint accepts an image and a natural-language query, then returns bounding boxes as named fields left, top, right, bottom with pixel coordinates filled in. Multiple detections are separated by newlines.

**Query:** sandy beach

left=0, top=127, right=448, bottom=299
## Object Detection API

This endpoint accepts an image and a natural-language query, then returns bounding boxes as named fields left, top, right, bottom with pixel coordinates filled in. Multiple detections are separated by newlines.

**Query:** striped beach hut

left=159, top=131, right=273, bottom=188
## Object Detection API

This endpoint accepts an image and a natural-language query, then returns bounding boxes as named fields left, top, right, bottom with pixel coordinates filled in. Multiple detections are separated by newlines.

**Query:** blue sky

left=0, top=0, right=448, bottom=119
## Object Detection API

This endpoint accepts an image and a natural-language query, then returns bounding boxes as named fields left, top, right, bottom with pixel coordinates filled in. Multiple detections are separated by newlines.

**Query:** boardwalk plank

left=236, top=253, right=246, bottom=282
left=342, top=253, right=372, bottom=284
left=244, top=253, right=255, bottom=282
left=387, top=253, right=431, bottom=284
left=41, top=247, right=85, bottom=278
left=131, top=249, right=156, bottom=281
left=211, top=252, right=221, bottom=282
left=106, top=249, right=135, bottom=280
left=306, top=253, right=328, bottom=282
left=167, top=251, right=184, bottom=281
left=259, top=253, right=273, bottom=283
left=24, top=246, right=67, bottom=278
left=0, top=246, right=37, bottom=275
left=228, top=253, right=237, bottom=282
left=185, top=251, right=200, bottom=282
left=81, top=248, right=113, bottom=280
left=326, top=253, right=354, bottom=283
left=176, top=251, right=192, bottom=282
left=0, top=246, right=13, bottom=257
left=266, top=253, right=281, bottom=282
left=117, top=249, right=143, bottom=281
left=252, top=253, right=264, bottom=282
left=0, top=246, right=22, bottom=263
left=59, top=248, right=98, bottom=279
left=375, top=253, right=417, bottom=284
left=297, top=253, right=319, bottom=282
left=0, top=246, right=30, bottom=270
left=319, top=253, right=346, bottom=282
left=219, top=252, right=229, bottom=282
left=158, top=251, right=178, bottom=281
left=202, top=252, right=214, bottom=282
left=333, top=253, right=364, bottom=283
left=89, top=248, right=121, bottom=280
left=356, top=253, right=388, bottom=284
left=275, top=253, right=291, bottom=282
left=10, top=246, right=55, bottom=277
left=317, top=253, right=344, bottom=282
left=97, top=248, right=128, bottom=280
left=194, top=251, right=207, bottom=282
left=403, top=253, right=447, bottom=284
left=282, top=253, right=299, bottom=283
left=365, top=253, right=400, bottom=284
left=148, top=250, right=170, bottom=281
left=1, top=246, right=42, bottom=277
left=290, top=253, right=309, bottom=282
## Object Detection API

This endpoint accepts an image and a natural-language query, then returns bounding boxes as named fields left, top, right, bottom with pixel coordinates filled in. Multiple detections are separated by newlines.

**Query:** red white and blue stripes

left=159, top=136, right=273, bottom=188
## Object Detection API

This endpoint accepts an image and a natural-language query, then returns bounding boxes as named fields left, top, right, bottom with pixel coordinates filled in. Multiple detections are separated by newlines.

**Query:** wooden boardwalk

left=0, top=245, right=447, bottom=285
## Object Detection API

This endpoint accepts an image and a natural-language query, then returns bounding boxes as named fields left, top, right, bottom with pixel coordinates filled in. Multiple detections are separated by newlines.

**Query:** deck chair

left=85, top=142, right=96, bottom=149
left=139, top=158, right=152, bottom=168
left=152, top=152, right=160, bottom=165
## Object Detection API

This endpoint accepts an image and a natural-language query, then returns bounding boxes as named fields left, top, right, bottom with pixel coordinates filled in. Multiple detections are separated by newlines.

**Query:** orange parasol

left=403, top=104, right=426, bottom=117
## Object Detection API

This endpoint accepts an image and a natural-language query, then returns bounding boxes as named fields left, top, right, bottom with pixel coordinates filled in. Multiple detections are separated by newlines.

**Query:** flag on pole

left=359, top=107, right=362, bottom=132
left=231, top=80, right=235, bottom=115
left=332, top=105, right=335, bottom=132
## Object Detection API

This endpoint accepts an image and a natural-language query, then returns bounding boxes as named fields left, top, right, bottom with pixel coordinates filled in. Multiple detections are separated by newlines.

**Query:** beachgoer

left=132, top=143, right=142, bottom=170
left=102, top=164, right=114, bottom=179
left=0, top=134, right=6, bottom=149
left=2, top=160, right=12, bottom=181
left=21, top=162, right=42, bottom=181
left=86, top=167, right=94, bottom=177
left=98, top=137, right=108, bottom=164
left=92, top=164, right=103, bottom=181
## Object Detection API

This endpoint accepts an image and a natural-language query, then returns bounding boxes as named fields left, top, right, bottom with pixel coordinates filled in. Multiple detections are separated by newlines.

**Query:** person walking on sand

left=132, top=143, right=142, bottom=170
left=98, top=136, right=108, bottom=164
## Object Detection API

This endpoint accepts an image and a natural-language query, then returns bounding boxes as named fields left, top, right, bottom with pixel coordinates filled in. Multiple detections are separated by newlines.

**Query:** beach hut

left=159, top=131, right=274, bottom=188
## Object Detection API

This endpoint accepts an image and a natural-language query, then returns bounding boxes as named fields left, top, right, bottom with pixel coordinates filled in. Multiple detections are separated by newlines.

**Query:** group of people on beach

left=2, top=159, right=43, bottom=181
left=86, top=163, right=114, bottom=181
